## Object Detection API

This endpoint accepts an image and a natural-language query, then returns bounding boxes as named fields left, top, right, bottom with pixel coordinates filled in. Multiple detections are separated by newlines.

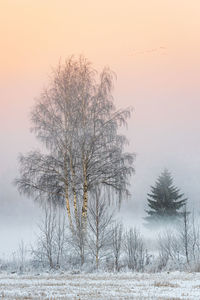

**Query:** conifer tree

left=145, top=169, right=187, bottom=226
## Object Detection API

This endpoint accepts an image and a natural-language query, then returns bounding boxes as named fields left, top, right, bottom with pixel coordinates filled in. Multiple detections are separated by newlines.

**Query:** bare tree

left=68, top=217, right=86, bottom=266
left=158, top=207, right=199, bottom=271
left=158, top=229, right=180, bottom=269
left=178, top=205, right=191, bottom=265
left=190, top=211, right=200, bottom=264
left=112, top=222, right=123, bottom=272
left=54, top=207, right=67, bottom=268
left=87, top=188, right=114, bottom=269
left=32, top=204, right=67, bottom=269
left=124, top=227, right=145, bottom=271
left=15, top=56, right=134, bottom=237
left=39, top=204, right=56, bottom=268
left=17, top=240, right=27, bottom=273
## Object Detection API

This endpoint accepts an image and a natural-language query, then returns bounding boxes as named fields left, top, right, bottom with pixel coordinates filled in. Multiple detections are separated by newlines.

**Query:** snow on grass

left=0, top=271, right=200, bottom=299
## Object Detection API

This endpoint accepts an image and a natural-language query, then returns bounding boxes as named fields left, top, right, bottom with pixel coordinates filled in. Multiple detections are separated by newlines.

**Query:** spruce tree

left=145, top=169, right=187, bottom=226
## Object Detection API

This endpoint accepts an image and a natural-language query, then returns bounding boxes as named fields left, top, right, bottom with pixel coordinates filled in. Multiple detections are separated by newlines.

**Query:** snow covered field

left=1, top=271, right=200, bottom=299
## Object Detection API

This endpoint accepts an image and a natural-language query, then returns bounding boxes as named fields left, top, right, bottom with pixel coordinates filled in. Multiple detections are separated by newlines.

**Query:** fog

left=1, top=80, right=200, bottom=256
left=1, top=1, right=200, bottom=257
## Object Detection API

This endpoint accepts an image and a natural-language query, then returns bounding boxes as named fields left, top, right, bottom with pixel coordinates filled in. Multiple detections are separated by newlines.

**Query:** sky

left=0, top=0, right=200, bottom=255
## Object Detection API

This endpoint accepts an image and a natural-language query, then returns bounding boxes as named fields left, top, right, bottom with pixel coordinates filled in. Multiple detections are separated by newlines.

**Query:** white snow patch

left=0, top=271, right=200, bottom=299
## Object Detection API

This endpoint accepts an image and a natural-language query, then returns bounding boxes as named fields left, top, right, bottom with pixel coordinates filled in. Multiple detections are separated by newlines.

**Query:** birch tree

left=15, top=56, right=134, bottom=237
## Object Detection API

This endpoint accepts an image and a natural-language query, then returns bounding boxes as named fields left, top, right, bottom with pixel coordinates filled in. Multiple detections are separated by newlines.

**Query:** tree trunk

left=69, top=154, right=78, bottom=224
left=82, top=157, right=88, bottom=229
left=65, top=186, right=74, bottom=233
left=96, top=190, right=99, bottom=269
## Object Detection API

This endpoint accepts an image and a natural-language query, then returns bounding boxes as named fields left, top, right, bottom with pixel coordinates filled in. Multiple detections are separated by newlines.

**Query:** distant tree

left=145, top=169, right=187, bottom=226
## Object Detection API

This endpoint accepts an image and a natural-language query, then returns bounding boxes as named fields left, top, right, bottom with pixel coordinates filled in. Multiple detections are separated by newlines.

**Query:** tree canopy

left=15, top=56, right=134, bottom=234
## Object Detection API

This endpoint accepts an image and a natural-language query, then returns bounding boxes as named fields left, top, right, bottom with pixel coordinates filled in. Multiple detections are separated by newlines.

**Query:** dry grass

left=0, top=272, right=199, bottom=299
left=153, top=281, right=180, bottom=288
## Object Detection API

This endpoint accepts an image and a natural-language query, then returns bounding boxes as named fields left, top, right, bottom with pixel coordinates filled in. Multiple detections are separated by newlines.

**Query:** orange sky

left=1, top=0, right=200, bottom=115
left=0, top=0, right=200, bottom=165
left=1, top=0, right=200, bottom=76
left=0, top=1, right=200, bottom=244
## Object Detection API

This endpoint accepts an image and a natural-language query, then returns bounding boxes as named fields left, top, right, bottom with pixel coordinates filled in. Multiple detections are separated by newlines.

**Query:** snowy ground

left=1, top=271, right=200, bottom=299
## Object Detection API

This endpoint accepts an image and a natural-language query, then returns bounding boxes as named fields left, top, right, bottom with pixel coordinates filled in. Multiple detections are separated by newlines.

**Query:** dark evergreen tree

left=145, top=169, right=187, bottom=226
